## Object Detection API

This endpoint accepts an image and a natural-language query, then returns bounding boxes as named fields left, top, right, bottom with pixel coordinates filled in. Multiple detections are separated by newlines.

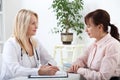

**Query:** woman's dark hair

left=85, top=9, right=120, bottom=41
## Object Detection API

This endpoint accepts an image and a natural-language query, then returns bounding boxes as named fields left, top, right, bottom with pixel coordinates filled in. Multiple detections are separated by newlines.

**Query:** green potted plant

left=51, top=0, right=84, bottom=44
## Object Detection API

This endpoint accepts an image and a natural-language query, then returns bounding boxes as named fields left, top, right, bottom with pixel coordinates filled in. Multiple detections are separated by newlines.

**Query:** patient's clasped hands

left=38, top=65, right=59, bottom=75
left=67, top=63, right=81, bottom=73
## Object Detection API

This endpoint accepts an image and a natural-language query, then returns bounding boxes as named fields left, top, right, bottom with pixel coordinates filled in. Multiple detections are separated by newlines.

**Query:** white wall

left=4, top=0, right=120, bottom=55
left=4, top=0, right=22, bottom=41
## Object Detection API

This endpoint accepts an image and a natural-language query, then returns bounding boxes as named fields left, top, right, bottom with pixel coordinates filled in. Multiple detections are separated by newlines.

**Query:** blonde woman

left=0, top=9, right=59, bottom=80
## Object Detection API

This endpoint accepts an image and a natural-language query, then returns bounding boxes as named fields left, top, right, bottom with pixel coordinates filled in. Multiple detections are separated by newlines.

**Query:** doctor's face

left=27, top=14, right=38, bottom=37
left=85, top=18, right=101, bottom=39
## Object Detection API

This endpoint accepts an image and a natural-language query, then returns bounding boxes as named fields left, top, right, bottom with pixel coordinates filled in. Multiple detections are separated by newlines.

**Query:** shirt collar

left=94, top=33, right=111, bottom=47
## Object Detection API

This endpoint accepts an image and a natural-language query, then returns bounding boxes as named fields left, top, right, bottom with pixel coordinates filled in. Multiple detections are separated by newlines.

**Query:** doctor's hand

left=38, top=65, right=59, bottom=75
left=67, top=63, right=81, bottom=73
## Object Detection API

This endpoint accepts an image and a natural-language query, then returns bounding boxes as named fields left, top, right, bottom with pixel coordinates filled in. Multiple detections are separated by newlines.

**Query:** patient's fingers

left=67, top=64, right=79, bottom=73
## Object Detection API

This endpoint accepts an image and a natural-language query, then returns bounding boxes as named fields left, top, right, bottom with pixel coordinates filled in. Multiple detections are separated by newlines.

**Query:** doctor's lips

left=33, top=30, right=36, bottom=32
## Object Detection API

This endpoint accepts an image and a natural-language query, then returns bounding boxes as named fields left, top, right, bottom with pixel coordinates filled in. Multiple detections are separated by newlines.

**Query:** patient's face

left=85, top=18, right=101, bottom=39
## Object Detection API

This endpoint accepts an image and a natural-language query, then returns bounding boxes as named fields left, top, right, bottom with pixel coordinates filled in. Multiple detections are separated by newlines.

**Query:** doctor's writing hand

left=67, top=63, right=81, bottom=73
left=38, top=65, right=59, bottom=75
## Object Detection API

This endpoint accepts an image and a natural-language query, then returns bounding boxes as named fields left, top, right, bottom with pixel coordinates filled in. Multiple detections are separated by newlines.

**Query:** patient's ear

left=98, top=24, right=103, bottom=29
left=98, top=24, right=104, bottom=32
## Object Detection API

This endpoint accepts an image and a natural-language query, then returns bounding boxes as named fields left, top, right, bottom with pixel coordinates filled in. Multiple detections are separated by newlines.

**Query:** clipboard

left=28, top=71, right=68, bottom=78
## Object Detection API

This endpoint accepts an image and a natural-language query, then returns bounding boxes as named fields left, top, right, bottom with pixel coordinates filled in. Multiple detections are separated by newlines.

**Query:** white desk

left=10, top=73, right=81, bottom=80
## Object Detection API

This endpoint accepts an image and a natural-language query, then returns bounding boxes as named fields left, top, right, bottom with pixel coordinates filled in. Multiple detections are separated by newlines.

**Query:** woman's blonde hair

left=13, top=9, right=38, bottom=51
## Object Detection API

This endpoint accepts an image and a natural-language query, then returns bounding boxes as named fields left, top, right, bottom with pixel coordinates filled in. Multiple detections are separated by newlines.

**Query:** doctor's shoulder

left=4, top=37, right=21, bottom=50
left=5, top=37, right=19, bottom=45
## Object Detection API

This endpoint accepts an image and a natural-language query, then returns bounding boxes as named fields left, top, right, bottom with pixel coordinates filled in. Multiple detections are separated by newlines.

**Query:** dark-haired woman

left=68, top=9, right=120, bottom=80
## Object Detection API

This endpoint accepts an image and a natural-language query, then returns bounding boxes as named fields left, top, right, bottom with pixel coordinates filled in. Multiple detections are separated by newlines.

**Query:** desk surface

left=10, top=73, right=80, bottom=80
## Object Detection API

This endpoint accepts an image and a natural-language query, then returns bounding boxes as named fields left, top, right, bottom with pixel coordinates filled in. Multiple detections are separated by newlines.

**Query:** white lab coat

left=0, top=37, right=57, bottom=80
